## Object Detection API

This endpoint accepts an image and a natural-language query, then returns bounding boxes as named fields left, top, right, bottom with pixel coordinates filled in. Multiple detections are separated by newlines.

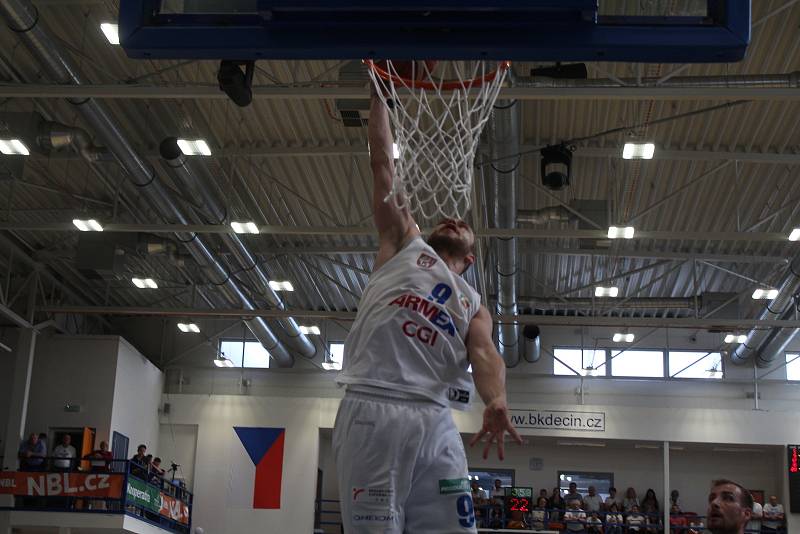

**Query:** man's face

left=62, top=435, right=71, bottom=445
left=569, top=483, right=577, bottom=493
left=472, top=482, right=479, bottom=492
left=494, top=480, right=501, bottom=489
left=707, top=483, right=751, bottom=534
left=769, top=496, right=777, bottom=506
left=610, top=489, right=617, bottom=496
left=427, top=219, right=475, bottom=267
left=29, top=433, right=37, bottom=444
left=138, top=446, right=146, bottom=455
left=588, top=486, right=596, bottom=496
left=100, top=441, right=108, bottom=451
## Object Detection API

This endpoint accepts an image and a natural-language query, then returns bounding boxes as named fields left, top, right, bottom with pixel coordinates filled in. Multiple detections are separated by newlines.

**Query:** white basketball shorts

left=333, top=388, right=478, bottom=534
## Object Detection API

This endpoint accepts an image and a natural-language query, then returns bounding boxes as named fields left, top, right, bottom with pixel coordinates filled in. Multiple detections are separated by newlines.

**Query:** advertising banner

left=0, top=472, right=123, bottom=498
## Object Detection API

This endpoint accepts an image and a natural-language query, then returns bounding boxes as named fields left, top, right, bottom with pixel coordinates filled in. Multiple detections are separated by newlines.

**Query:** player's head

left=427, top=218, right=475, bottom=273
left=706, top=479, right=752, bottom=534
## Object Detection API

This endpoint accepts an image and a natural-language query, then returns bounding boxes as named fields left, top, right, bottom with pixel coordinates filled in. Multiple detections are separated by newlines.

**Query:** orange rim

left=363, top=60, right=511, bottom=91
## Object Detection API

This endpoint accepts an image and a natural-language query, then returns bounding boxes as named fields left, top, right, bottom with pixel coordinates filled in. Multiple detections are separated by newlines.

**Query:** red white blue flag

left=227, top=427, right=285, bottom=509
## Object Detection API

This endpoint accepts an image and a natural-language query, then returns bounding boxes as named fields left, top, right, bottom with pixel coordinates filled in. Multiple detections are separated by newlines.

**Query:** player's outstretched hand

left=468, top=398, right=523, bottom=460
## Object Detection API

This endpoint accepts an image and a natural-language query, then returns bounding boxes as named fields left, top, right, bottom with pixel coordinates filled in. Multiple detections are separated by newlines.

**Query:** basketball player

left=332, top=84, right=522, bottom=533
left=705, top=479, right=753, bottom=534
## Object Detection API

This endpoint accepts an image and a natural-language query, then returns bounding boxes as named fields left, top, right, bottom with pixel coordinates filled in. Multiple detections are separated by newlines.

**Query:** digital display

left=504, top=487, right=532, bottom=515
left=789, top=445, right=800, bottom=513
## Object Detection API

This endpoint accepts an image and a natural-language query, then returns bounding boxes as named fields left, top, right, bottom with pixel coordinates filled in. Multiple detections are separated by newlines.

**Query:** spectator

left=604, top=487, right=619, bottom=511
left=565, top=482, right=584, bottom=508
left=131, top=444, right=147, bottom=465
left=38, top=433, right=48, bottom=457
left=471, top=481, right=485, bottom=506
left=605, top=502, right=624, bottom=534
left=86, top=441, right=112, bottom=472
left=641, top=488, right=660, bottom=533
left=705, top=478, right=752, bottom=534
left=669, top=504, right=688, bottom=534
left=583, top=485, right=603, bottom=513
left=549, top=486, right=565, bottom=520
left=150, top=457, right=166, bottom=485
left=626, top=504, right=647, bottom=533
left=506, top=509, right=527, bottom=530
left=490, top=479, right=505, bottom=505
left=671, top=489, right=680, bottom=507
left=18, top=433, right=46, bottom=471
left=623, top=487, right=640, bottom=513
left=539, top=488, right=549, bottom=503
left=531, top=496, right=549, bottom=530
left=564, top=499, right=587, bottom=533
left=52, top=434, right=77, bottom=471
left=586, top=511, right=603, bottom=534
left=762, top=495, right=784, bottom=534
left=746, top=497, right=762, bottom=534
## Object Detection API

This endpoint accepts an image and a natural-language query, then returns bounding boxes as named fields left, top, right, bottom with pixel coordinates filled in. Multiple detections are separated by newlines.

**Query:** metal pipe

left=160, top=138, right=316, bottom=359
left=519, top=296, right=694, bottom=310
left=522, top=325, right=541, bottom=363
left=731, top=256, right=800, bottom=367
left=490, top=100, right=520, bottom=367
left=38, top=121, right=106, bottom=162
left=516, top=71, right=800, bottom=89
left=0, top=0, right=296, bottom=367
left=516, top=206, right=575, bottom=225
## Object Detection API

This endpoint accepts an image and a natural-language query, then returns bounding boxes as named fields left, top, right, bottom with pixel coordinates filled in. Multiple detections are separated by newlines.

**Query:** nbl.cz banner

left=0, top=471, right=124, bottom=498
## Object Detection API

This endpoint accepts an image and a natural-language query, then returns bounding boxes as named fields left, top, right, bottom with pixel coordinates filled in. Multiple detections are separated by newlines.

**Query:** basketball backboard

left=119, top=0, right=750, bottom=63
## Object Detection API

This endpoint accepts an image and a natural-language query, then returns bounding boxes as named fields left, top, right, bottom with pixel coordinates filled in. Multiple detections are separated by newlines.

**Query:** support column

left=2, top=327, right=37, bottom=470
left=0, top=510, right=10, bottom=534
left=663, top=441, right=670, bottom=534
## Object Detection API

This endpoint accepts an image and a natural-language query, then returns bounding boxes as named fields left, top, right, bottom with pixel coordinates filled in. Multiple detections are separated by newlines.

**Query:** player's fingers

left=469, top=429, right=486, bottom=448
left=482, top=434, right=494, bottom=460
left=507, top=422, right=524, bottom=444
left=497, top=431, right=506, bottom=461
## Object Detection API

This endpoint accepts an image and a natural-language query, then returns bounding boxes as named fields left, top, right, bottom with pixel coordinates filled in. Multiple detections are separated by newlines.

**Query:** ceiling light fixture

left=72, top=219, right=104, bottom=232
left=213, top=355, right=235, bottom=368
left=595, top=286, right=619, bottom=298
left=100, top=23, right=120, bottom=45
left=540, top=144, right=572, bottom=191
left=299, top=326, right=321, bottom=335
left=176, top=139, right=212, bottom=156
left=789, top=228, right=800, bottom=241
left=268, top=280, right=294, bottom=292
left=622, top=142, right=655, bottom=160
left=230, top=221, right=260, bottom=234
left=0, top=139, right=30, bottom=156
left=724, top=334, right=748, bottom=344
left=177, top=323, right=200, bottom=333
left=613, top=333, right=635, bottom=343
left=556, top=441, right=606, bottom=448
left=752, top=288, right=779, bottom=300
left=131, top=277, right=158, bottom=289
left=607, top=226, right=635, bottom=239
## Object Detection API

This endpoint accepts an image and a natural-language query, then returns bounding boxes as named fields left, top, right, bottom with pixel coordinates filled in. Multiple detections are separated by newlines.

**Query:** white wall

left=157, top=423, right=198, bottom=490
left=25, top=335, right=118, bottom=442
left=109, top=337, right=164, bottom=454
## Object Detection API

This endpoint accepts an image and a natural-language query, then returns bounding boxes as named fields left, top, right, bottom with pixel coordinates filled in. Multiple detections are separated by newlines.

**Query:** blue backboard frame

left=119, top=1, right=751, bottom=63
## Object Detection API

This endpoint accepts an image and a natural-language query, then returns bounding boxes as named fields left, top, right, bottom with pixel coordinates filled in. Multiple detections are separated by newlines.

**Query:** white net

left=366, top=60, right=509, bottom=221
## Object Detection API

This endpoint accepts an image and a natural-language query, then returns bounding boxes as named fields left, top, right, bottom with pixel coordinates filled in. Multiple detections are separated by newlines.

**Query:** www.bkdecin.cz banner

left=0, top=471, right=123, bottom=498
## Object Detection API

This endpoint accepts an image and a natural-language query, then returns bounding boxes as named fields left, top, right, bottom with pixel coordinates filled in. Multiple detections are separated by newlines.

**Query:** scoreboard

left=504, top=487, right=532, bottom=516
left=789, top=445, right=800, bottom=513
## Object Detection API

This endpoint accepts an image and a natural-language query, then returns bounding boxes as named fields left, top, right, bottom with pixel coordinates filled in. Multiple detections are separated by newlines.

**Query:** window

left=610, top=349, right=663, bottom=377
left=787, top=353, right=800, bottom=381
left=326, top=343, right=344, bottom=370
left=558, top=471, right=614, bottom=501
left=219, top=339, right=270, bottom=368
left=553, top=348, right=607, bottom=376
left=669, top=351, right=723, bottom=379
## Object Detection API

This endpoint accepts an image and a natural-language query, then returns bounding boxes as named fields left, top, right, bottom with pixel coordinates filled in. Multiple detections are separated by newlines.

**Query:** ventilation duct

left=0, top=0, right=297, bottom=367
left=522, top=325, right=541, bottom=363
left=160, top=138, right=316, bottom=359
left=517, top=206, right=575, bottom=225
left=731, top=256, right=800, bottom=368
left=489, top=100, right=520, bottom=367
left=0, top=111, right=106, bottom=161
left=517, top=71, right=800, bottom=88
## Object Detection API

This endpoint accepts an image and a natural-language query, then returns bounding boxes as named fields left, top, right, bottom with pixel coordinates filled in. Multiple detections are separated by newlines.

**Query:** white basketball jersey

left=336, top=237, right=481, bottom=410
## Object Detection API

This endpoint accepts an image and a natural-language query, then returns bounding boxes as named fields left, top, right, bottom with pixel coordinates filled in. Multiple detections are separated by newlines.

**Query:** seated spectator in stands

left=623, top=487, right=640, bottom=513
left=762, top=495, right=784, bottom=534
left=539, top=488, right=549, bottom=502
left=605, top=502, right=624, bottom=534
left=604, top=486, right=619, bottom=511
left=506, top=509, right=527, bottom=530
left=549, top=486, right=565, bottom=520
left=746, top=497, right=762, bottom=534
left=564, top=500, right=587, bottom=533
left=86, top=441, right=112, bottom=472
left=641, top=488, right=660, bottom=533
left=18, top=433, right=46, bottom=471
left=565, top=482, right=584, bottom=508
left=471, top=481, right=485, bottom=506
left=490, top=479, right=505, bottom=505
left=531, top=496, right=549, bottom=530
left=705, top=479, right=752, bottom=534
left=586, top=510, right=603, bottom=534
left=669, top=504, right=688, bottom=534
left=626, top=505, right=647, bottom=533
left=52, top=434, right=76, bottom=471
left=584, top=485, right=603, bottom=513
left=131, top=444, right=147, bottom=465
left=150, top=456, right=166, bottom=485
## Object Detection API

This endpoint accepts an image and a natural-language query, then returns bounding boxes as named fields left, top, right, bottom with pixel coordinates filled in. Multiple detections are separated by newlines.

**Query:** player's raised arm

left=369, top=87, right=419, bottom=270
left=466, top=305, right=523, bottom=460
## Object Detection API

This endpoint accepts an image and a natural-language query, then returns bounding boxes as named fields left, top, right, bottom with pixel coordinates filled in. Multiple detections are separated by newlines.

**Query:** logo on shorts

left=352, top=487, right=393, bottom=504
left=352, top=488, right=365, bottom=502
left=417, top=253, right=437, bottom=269
left=439, top=478, right=470, bottom=495
left=448, top=388, right=470, bottom=403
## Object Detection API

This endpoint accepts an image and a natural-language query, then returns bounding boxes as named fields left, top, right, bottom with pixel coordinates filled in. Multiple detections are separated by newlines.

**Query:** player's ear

left=462, top=253, right=476, bottom=273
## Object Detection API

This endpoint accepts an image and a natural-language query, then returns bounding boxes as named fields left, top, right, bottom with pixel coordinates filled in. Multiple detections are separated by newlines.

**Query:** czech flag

left=229, top=427, right=285, bottom=509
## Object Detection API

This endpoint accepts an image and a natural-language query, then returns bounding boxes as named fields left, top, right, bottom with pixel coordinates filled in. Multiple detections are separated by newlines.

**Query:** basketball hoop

left=365, top=59, right=510, bottom=220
